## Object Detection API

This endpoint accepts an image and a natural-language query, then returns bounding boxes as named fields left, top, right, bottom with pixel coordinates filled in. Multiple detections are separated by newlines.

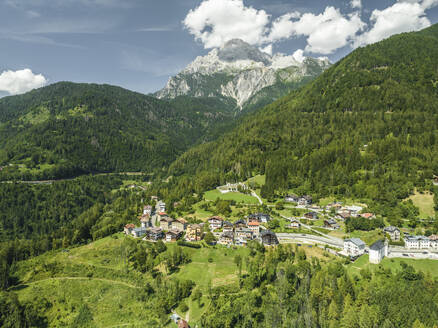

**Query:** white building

left=157, top=201, right=166, bottom=213
left=344, top=238, right=366, bottom=257
left=346, top=205, right=363, bottom=217
left=405, top=236, right=430, bottom=249
left=430, top=235, right=438, bottom=249
left=383, top=226, right=400, bottom=241
left=369, top=240, right=388, bottom=264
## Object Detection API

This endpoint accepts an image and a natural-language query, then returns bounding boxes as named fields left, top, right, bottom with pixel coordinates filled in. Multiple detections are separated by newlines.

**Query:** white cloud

left=0, top=69, right=47, bottom=95
left=350, top=0, right=362, bottom=9
left=184, top=0, right=437, bottom=56
left=183, top=0, right=270, bottom=48
left=292, top=49, right=305, bottom=63
left=354, top=1, right=432, bottom=46
left=284, top=7, right=366, bottom=54
left=268, top=12, right=300, bottom=41
left=260, top=44, right=272, bottom=55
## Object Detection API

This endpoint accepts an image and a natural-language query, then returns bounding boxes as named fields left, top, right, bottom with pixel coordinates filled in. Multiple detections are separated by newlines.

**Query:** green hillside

left=166, top=24, right=438, bottom=219
left=0, top=82, right=235, bottom=180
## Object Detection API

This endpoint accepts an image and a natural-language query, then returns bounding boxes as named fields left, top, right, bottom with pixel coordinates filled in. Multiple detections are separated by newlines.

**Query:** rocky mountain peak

left=155, top=39, right=331, bottom=110
left=218, top=39, right=271, bottom=65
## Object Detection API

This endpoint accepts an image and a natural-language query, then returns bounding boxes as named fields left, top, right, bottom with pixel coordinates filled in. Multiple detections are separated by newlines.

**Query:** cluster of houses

left=342, top=237, right=388, bottom=264
left=284, top=194, right=313, bottom=206
left=383, top=226, right=438, bottom=250
left=405, top=234, right=438, bottom=249
left=209, top=214, right=278, bottom=246
left=124, top=203, right=199, bottom=243
left=342, top=227, right=438, bottom=264
left=325, top=203, right=375, bottom=221
left=123, top=203, right=279, bottom=247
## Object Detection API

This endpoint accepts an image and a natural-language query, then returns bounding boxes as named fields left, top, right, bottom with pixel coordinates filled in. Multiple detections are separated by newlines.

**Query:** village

left=123, top=191, right=438, bottom=267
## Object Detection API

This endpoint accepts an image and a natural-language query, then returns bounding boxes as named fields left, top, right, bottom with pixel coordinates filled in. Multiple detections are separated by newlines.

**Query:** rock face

left=156, top=39, right=331, bottom=110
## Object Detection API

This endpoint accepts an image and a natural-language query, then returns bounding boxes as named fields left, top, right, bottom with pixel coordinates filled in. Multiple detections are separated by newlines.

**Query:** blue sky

left=0, top=0, right=437, bottom=96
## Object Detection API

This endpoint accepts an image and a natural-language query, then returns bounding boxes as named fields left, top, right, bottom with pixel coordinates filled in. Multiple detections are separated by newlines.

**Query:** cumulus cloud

left=283, top=7, right=366, bottom=54
left=292, top=49, right=305, bottom=63
left=350, top=0, right=362, bottom=9
left=184, top=0, right=437, bottom=56
left=0, top=69, right=47, bottom=95
left=354, top=1, right=433, bottom=46
left=268, top=12, right=300, bottom=41
left=260, top=44, right=273, bottom=55
left=183, top=0, right=270, bottom=48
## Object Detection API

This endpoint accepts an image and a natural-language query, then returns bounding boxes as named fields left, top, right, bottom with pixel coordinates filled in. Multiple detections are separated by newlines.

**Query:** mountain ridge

left=165, top=24, right=438, bottom=213
left=156, top=39, right=330, bottom=110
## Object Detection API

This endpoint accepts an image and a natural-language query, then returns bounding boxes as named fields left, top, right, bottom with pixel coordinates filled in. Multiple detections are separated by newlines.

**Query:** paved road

left=388, top=248, right=438, bottom=260
left=276, top=233, right=343, bottom=248
left=0, top=172, right=148, bottom=184
left=278, top=213, right=343, bottom=244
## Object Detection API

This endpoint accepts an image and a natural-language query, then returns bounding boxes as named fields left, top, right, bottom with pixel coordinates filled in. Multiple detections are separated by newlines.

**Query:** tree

left=204, top=232, right=216, bottom=245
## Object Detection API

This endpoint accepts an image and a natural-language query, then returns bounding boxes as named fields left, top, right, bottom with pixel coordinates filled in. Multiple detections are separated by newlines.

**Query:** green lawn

left=172, top=245, right=249, bottom=292
left=245, top=175, right=265, bottom=186
left=171, top=245, right=250, bottom=323
left=347, top=254, right=438, bottom=278
left=349, top=229, right=385, bottom=245
left=408, top=191, right=435, bottom=218
left=204, top=189, right=259, bottom=204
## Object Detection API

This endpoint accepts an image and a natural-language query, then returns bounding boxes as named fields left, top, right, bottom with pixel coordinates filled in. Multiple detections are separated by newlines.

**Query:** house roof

left=429, top=234, right=438, bottom=241
left=160, top=217, right=174, bottom=223
left=125, top=224, right=135, bottom=229
left=360, top=213, right=374, bottom=219
left=139, top=214, right=150, bottom=222
left=345, top=238, right=365, bottom=247
left=405, top=235, right=430, bottom=241
left=305, top=212, right=318, bottom=217
left=176, top=218, right=188, bottom=224
left=370, top=240, right=385, bottom=251
left=208, top=216, right=224, bottom=222
left=325, top=219, right=337, bottom=225
left=158, top=212, right=167, bottom=216
left=248, top=221, right=260, bottom=226
left=188, top=224, right=202, bottom=229
left=260, top=230, right=276, bottom=237
left=234, top=219, right=246, bottom=226
left=383, top=226, right=400, bottom=233
left=178, top=319, right=189, bottom=328
left=223, top=221, right=233, bottom=227
left=221, top=231, right=234, bottom=239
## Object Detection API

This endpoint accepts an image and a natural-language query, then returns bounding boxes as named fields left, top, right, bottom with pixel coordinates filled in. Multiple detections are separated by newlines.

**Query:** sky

left=0, top=0, right=437, bottom=96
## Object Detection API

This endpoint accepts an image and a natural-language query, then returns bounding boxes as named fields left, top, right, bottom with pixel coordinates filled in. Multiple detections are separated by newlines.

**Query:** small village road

left=276, top=233, right=343, bottom=248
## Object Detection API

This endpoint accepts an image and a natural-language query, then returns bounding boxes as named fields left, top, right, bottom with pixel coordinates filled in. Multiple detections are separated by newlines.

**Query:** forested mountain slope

left=0, top=82, right=235, bottom=180
left=167, top=24, right=438, bottom=213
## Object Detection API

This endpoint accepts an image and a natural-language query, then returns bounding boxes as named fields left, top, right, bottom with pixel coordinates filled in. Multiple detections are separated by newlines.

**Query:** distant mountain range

left=156, top=39, right=330, bottom=112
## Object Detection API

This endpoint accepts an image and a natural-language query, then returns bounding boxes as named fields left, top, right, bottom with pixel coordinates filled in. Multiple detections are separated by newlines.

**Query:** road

left=278, top=213, right=343, bottom=244
left=0, top=172, right=148, bottom=184
left=388, top=248, right=438, bottom=260
left=250, top=189, right=263, bottom=205
left=276, top=233, right=343, bottom=248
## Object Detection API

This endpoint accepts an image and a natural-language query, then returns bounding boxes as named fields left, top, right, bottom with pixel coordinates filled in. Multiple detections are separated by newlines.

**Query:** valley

left=1, top=21, right=438, bottom=328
